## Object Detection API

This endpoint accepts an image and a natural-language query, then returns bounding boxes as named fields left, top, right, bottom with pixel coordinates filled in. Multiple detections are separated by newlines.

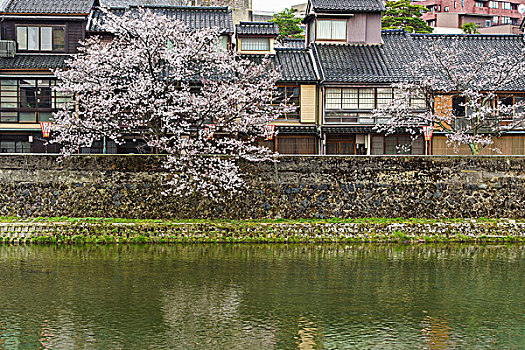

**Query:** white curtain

left=332, top=21, right=347, bottom=40
left=41, top=27, right=52, bottom=51
left=16, top=27, right=27, bottom=50
left=317, top=20, right=332, bottom=40
left=27, top=27, right=39, bottom=50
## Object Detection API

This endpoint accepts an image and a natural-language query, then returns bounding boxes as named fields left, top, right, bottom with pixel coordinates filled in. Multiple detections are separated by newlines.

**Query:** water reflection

left=0, top=244, right=523, bottom=349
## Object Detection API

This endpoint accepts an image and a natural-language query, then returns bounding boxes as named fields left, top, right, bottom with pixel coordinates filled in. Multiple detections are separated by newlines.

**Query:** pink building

left=415, top=0, right=525, bottom=33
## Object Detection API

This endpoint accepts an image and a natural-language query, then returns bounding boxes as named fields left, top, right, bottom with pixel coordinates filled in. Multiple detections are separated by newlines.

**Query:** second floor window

left=16, top=26, right=65, bottom=51
left=489, top=1, right=498, bottom=8
left=475, top=1, right=484, bottom=7
left=326, top=87, right=425, bottom=111
left=275, top=85, right=300, bottom=120
left=316, top=20, right=346, bottom=41
left=502, top=2, right=511, bottom=9
left=241, top=38, right=270, bottom=51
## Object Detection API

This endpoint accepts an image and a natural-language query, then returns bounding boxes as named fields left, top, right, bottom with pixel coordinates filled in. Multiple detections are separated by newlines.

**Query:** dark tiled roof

left=273, top=49, right=317, bottom=83
left=313, top=30, right=525, bottom=89
left=411, top=33, right=525, bottom=91
left=323, top=126, right=374, bottom=133
left=0, top=55, right=70, bottom=70
left=277, top=38, right=306, bottom=49
left=90, top=6, right=233, bottom=33
left=3, top=0, right=94, bottom=14
left=313, top=30, right=417, bottom=83
left=99, top=0, right=185, bottom=7
left=236, top=22, right=279, bottom=36
left=246, top=49, right=317, bottom=83
left=276, top=126, right=317, bottom=134
left=309, top=0, right=385, bottom=13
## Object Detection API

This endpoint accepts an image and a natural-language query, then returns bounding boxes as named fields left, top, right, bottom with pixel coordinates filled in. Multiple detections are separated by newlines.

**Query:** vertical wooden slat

left=300, top=85, right=316, bottom=123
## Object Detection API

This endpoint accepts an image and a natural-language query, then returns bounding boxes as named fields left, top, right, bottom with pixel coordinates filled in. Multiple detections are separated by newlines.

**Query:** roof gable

left=309, top=0, right=386, bottom=13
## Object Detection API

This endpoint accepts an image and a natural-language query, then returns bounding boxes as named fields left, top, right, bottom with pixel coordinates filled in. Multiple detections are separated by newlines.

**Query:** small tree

left=382, top=0, right=434, bottom=34
left=52, top=8, right=292, bottom=200
left=462, top=22, right=480, bottom=34
left=373, top=38, right=525, bottom=155
left=269, top=8, right=304, bottom=40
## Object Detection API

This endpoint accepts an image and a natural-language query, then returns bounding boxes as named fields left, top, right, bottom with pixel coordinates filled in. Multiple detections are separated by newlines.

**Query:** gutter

left=0, top=15, right=88, bottom=20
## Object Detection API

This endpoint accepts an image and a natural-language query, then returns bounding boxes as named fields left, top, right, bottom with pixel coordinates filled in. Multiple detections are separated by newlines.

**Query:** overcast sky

left=252, top=0, right=303, bottom=12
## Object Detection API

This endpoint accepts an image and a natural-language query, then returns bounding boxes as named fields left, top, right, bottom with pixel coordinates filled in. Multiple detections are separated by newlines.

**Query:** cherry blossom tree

left=373, top=37, right=525, bottom=155
left=52, top=8, right=291, bottom=199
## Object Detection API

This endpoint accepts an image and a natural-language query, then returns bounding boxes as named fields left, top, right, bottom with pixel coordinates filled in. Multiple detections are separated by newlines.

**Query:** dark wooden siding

left=431, top=135, right=525, bottom=155
left=277, top=135, right=317, bottom=155
left=66, top=21, right=84, bottom=53
left=1, top=18, right=86, bottom=53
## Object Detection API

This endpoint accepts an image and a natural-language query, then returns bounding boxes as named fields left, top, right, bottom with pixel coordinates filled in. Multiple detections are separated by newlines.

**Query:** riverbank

left=1, top=217, right=525, bottom=244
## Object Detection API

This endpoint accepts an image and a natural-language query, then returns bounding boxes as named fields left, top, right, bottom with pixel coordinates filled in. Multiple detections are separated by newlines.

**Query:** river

left=0, top=244, right=523, bottom=349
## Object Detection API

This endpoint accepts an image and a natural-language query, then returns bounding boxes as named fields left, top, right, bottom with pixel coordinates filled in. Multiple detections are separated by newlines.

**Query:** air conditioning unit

left=0, top=40, right=16, bottom=58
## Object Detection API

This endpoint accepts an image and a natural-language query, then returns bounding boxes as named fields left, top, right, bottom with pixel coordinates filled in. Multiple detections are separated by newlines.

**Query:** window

left=475, top=1, right=484, bottom=7
left=411, top=92, right=426, bottom=109
left=485, top=20, right=492, bottom=27
left=240, top=38, right=270, bottom=51
left=501, top=16, right=511, bottom=24
left=444, top=6, right=449, bottom=11
left=316, top=20, right=346, bottom=40
left=0, top=80, right=17, bottom=108
left=0, top=140, right=30, bottom=153
left=16, top=26, right=65, bottom=51
left=0, top=79, right=71, bottom=123
left=489, top=1, right=498, bottom=8
left=359, top=88, right=374, bottom=109
left=454, top=0, right=457, bottom=8
left=377, top=88, right=393, bottom=107
left=219, top=36, right=228, bottom=50
left=371, top=135, right=424, bottom=155
left=452, top=96, right=466, bottom=117
left=492, top=16, right=499, bottom=24
left=428, top=20, right=436, bottom=27
left=502, top=2, right=511, bottom=9
left=326, top=87, right=398, bottom=110
left=275, top=85, right=300, bottom=120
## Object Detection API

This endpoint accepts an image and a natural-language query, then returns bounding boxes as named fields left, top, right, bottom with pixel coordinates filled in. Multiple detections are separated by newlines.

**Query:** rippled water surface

left=0, top=244, right=524, bottom=349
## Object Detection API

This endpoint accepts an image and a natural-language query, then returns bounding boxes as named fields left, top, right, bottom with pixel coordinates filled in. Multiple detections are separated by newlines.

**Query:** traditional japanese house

left=301, top=0, right=424, bottom=154
left=410, top=33, right=525, bottom=155
left=235, top=22, right=319, bottom=154
left=0, top=0, right=96, bottom=153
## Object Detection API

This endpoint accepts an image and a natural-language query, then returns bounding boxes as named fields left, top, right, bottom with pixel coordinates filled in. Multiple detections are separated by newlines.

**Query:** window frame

left=274, top=84, right=300, bottom=120
left=15, top=24, right=66, bottom=52
left=0, top=79, right=71, bottom=123
left=240, top=37, right=271, bottom=52
left=315, top=19, right=347, bottom=42
left=325, top=87, right=395, bottom=111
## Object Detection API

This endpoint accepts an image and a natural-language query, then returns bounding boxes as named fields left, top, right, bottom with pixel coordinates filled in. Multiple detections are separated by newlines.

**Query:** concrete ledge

left=1, top=220, right=525, bottom=244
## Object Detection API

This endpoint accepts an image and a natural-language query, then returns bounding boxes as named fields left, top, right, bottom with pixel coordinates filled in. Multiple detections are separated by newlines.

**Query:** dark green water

left=0, top=245, right=524, bottom=349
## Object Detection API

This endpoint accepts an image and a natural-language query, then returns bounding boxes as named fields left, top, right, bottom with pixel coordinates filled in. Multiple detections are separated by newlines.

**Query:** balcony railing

left=324, top=112, right=390, bottom=125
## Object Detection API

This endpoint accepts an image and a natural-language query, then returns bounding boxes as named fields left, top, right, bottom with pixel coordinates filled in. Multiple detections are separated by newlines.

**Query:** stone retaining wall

left=0, top=155, right=524, bottom=219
